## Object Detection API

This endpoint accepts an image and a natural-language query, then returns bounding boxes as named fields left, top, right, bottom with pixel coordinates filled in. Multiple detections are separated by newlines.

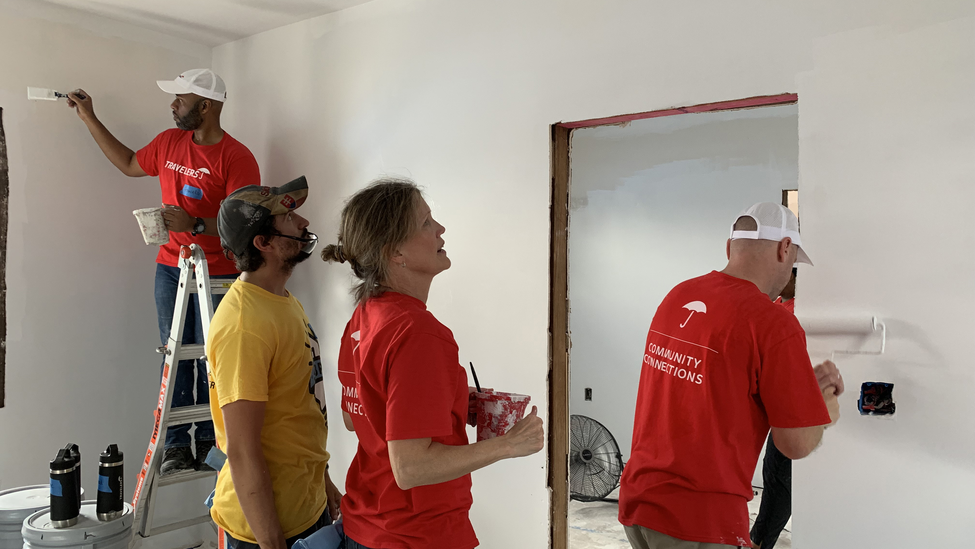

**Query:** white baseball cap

left=730, top=202, right=813, bottom=265
left=156, top=69, right=227, bottom=102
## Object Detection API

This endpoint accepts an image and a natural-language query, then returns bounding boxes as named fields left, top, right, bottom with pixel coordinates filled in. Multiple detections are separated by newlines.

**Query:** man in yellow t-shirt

left=207, top=175, right=340, bottom=549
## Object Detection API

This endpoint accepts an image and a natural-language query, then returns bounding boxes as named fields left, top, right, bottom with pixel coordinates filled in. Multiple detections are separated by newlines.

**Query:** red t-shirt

left=775, top=296, right=796, bottom=315
left=136, top=129, right=260, bottom=275
left=618, top=271, right=829, bottom=546
left=338, top=292, right=478, bottom=549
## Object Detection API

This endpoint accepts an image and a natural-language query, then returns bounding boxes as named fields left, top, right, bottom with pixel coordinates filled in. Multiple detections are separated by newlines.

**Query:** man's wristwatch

left=191, top=217, right=206, bottom=237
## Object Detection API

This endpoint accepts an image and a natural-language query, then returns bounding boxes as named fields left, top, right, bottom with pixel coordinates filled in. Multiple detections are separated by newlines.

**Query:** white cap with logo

left=156, top=69, right=227, bottom=102
left=730, top=202, right=813, bottom=265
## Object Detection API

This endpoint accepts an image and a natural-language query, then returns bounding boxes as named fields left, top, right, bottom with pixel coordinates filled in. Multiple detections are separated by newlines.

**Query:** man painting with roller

left=619, top=203, right=844, bottom=549
left=66, top=69, right=260, bottom=475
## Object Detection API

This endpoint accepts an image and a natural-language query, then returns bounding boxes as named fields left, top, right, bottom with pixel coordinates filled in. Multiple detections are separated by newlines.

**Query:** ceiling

left=24, top=0, right=375, bottom=46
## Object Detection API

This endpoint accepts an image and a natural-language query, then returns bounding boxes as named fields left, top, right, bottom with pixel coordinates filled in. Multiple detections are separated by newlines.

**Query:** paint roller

left=27, top=87, right=86, bottom=101
left=798, top=315, right=886, bottom=358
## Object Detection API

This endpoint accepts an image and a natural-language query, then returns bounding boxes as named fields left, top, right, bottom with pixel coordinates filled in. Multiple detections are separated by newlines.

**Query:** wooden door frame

left=547, top=93, right=798, bottom=549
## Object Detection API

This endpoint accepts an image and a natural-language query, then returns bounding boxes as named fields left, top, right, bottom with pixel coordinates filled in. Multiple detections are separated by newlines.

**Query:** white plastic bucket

left=0, top=485, right=49, bottom=549
left=132, top=208, right=169, bottom=246
left=1, top=486, right=87, bottom=549
left=22, top=501, right=131, bottom=549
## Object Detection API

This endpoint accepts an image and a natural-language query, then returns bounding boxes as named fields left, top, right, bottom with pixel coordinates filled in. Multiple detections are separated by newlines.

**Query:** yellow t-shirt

left=206, top=279, right=330, bottom=542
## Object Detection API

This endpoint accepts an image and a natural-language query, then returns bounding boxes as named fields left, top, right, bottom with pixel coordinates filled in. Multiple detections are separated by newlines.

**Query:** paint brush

left=469, top=362, right=482, bottom=393
left=27, top=87, right=85, bottom=101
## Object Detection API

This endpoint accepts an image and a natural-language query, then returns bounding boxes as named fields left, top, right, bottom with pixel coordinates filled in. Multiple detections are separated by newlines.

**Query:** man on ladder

left=67, top=69, right=261, bottom=475
left=208, top=176, right=341, bottom=549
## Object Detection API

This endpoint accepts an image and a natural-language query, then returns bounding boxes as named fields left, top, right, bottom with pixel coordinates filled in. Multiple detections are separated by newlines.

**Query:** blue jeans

left=343, top=538, right=374, bottom=549
left=225, top=510, right=333, bottom=549
left=155, top=263, right=237, bottom=449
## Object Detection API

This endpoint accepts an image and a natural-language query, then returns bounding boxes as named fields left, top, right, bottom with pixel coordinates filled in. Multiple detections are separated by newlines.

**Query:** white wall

left=568, top=104, right=798, bottom=463
left=0, top=7, right=214, bottom=545
left=792, top=19, right=975, bottom=548
left=175, top=0, right=968, bottom=547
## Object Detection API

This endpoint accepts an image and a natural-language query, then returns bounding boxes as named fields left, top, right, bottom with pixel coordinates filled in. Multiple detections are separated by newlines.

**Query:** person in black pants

left=751, top=433, right=792, bottom=549
left=751, top=268, right=797, bottom=549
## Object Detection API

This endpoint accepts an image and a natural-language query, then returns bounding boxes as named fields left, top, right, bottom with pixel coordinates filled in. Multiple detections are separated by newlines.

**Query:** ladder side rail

left=141, top=479, right=158, bottom=538
left=191, top=245, right=217, bottom=373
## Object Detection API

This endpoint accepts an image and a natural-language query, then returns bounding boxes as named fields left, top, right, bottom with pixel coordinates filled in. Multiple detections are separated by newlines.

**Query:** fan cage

left=570, top=414, right=624, bottom=502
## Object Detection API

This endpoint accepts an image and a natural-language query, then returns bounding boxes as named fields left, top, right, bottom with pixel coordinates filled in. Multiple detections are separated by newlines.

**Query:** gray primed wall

left=0, top=8, right=215, bottom=547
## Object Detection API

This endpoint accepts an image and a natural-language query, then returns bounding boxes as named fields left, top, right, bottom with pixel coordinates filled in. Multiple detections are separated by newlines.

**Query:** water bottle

left=49, top=448, right=79, bottom=528
left=63, top=444, right=82, bottom=514
left=96, top=444, right=124, bottom=521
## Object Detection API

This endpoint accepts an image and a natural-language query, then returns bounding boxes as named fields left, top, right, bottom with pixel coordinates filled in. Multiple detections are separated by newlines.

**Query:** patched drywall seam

left=0, top=107, right=8, bottom=408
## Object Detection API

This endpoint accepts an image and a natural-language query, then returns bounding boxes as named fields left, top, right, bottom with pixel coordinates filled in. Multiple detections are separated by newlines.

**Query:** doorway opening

left=549, top=94, right=800, bottom=549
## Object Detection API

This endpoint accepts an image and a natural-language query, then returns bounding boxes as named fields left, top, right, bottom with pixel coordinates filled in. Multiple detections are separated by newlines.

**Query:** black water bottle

left=96, top=444, right=124, bottom=521
left=49, top=448, right=79, bottom=527
left=63, top=444, right=82, bottom=514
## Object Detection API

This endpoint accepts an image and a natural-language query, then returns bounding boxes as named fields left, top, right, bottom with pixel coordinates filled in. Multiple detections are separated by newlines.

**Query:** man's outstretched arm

left=67, top=90, right=147, bottom=177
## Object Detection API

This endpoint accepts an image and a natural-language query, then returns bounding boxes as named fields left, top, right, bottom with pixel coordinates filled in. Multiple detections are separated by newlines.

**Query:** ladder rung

left=157, top=468, right=218, bottom=487
left=175, top=344, right=206, bottom=361
left=189, top=278, right=237, bottom=295
left=166, top=404, right=212, bottom=425
left=141, top=513, right=213, bottom=537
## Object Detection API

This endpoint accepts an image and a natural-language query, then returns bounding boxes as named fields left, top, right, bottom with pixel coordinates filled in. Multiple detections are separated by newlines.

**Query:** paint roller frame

left=798, top=315, right=887, bottom=359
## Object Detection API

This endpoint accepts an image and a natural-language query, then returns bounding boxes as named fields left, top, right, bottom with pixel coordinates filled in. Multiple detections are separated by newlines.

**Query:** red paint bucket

left=472, top=391, right=531, bottom=441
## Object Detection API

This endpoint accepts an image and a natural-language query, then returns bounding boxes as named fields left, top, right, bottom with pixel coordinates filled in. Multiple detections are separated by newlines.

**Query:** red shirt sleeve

left=224, top=148, right=261, bottom=194
left=759, top=332, right=831, bottom=428
left=385, top=333, right=459, bottom=441
left=135, top=131, right=167, bottom=177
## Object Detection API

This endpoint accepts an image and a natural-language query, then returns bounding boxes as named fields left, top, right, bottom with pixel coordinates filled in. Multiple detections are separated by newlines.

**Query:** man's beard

left=281, top=231, right=313, bottom=273
left=174, top=100, right=204, bottom=131
left=283, top=250, right=312, bottom=273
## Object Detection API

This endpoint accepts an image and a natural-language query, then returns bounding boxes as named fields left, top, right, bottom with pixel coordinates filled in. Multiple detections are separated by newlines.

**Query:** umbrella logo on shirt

left=351, top=330, right=361, bottom=354
left=198, top=167, right=210, bottom=175
left=680, top=301, right=707, bottom=328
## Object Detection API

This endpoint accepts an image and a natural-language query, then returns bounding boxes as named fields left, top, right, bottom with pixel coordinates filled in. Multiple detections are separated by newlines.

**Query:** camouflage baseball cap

left=218, top=176, right=308, bottom=256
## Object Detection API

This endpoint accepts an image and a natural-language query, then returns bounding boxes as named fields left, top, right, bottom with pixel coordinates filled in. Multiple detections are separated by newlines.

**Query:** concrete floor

left=568, top=488, right=791, bottom=549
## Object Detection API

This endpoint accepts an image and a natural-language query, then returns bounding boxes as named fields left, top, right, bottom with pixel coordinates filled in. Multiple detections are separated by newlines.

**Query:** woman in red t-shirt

left=321, top=178, right=544, bottom=549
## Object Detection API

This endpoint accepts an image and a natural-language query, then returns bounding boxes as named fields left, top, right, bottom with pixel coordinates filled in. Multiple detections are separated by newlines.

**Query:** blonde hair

left=321, top=178, right=423, bottom=304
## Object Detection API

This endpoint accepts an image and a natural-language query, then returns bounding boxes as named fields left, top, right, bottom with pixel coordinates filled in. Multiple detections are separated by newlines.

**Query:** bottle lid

left=99, top=444, right=123, bottom=464
left=51, top=448, right=76, bottom=471
left=63, top=444, right=81, bottom=463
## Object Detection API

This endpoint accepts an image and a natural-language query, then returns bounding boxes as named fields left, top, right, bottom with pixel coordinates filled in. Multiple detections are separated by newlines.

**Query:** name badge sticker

left=180, top=185, right=204, bottom=200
